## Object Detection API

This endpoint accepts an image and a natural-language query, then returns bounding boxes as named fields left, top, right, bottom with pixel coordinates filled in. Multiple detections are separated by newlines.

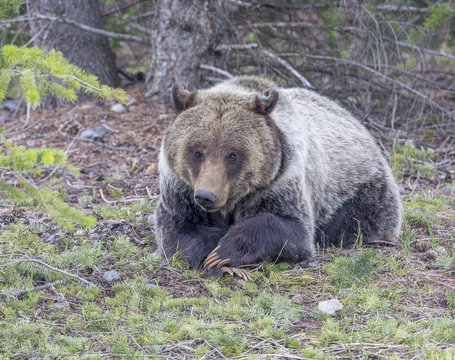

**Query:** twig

left=199, top=64, right=234, bottom=79
left=99, top=188, right=115, bottom=204
left=394, top=39, right=455, bottom=62
left=215, top=43, right=258, bottom=51
left=145, top=186, right=154, bottom=200
left=375, top=4, right=429, bottom=13
left=303, top=53, right=451, bottom=117
left=1, top=14, right=146, bottom=43
left=6, top=280, right=67, bottom=303
left=130, top=22, right=154, bottom=36
left=262, top=50, right=313, bottom=88
left=102, top=0, right=146, bottom=17
left=3, top=257, right=96, bottom=287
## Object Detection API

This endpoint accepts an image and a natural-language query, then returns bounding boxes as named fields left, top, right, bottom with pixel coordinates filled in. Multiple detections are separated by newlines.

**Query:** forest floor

left=0, top=85, right=455, bottom=359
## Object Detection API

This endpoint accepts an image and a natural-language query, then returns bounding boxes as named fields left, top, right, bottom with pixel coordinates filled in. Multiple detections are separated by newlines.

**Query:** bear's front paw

left=202, top=245, right=251, bottom=281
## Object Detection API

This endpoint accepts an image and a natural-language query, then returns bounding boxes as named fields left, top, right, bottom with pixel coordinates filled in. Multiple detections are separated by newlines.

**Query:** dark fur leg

left=317, top=177, right=401, bottom=247
left=169, top=224, right=225, bottom=268
left=155, top=204, right=226, bottom=268
left=204, top=213, right=313, bottom=271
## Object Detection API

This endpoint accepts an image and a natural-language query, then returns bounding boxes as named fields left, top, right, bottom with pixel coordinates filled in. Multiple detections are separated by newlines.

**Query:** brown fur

left=165, top=88, right=282, bottom=214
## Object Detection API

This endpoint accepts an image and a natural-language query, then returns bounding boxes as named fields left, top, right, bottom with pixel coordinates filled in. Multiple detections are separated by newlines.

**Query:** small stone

left=425, top=249, right=438, bottom=260
left=158, top=114, right=169, bottom=124
left=80, top=126, right=107, bottom=141
left=52, top=301, right=69, bottom=310
left=80, top=104, right=92, bottom=110
left=44, top=233, right=60, bottom=244
left=106, top=220, right=122, bottom=230
left=318, top=299, right=343, bottom=316
left=41, top=232, right=52, bottom=241
left=111, top=103, right=126, bottom=113
left=103, top=270, right=120, bottom=283
left=308, top=261, right=320, bottom=268
left=292, top=294, right=306, bottom=305
left=397, top=184, right=406, bottom=194
left=147, top=214, right=155, bottom=225
left=127, top=97, right=138, bottom=106
left=435, top=246, right=448, bottom=256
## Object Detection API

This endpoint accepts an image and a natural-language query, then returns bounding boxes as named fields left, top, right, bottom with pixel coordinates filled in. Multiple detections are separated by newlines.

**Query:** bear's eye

left=226, top=153, right=237, bottom=162
left=193, top=151, right=203, bottom=161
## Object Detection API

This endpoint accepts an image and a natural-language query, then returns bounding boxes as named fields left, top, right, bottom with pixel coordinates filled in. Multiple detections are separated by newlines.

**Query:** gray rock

left=52, top=301, right=69, bottom=310
left=435, top=246, right=448, bottom=256
left=80, top=126, right=107, bottom=141
left=111, top=103, right=126, bottom=113
left=103, top=270, right=120, bottom=283
left=127, top=97, right=138, bottom=106
left=308, top=261, right=320, bottom=268
left=318, top=299, right=343, bottom=316
left=106, top=220, right=122, bottom=230
left=0, top=99, right=21, bottom=112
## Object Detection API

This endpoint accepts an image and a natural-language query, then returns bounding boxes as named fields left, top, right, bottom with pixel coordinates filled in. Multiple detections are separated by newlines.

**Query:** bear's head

left=163, top=84, right=286, bottom=213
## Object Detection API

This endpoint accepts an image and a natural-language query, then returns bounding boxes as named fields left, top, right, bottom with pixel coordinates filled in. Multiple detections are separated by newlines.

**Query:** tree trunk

left=145, top=0, right=236, bottom=99
left=27, top=0, right=118, bottom=107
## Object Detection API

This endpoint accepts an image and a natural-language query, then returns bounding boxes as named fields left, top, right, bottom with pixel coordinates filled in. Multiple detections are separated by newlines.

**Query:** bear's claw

left=204, top=249, right=252, bottom=280
left=219, top=266, right=251, bottom=281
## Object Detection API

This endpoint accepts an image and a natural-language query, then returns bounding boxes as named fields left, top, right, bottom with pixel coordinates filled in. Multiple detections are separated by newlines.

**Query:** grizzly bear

left=154, top=76, right=402, bottom=278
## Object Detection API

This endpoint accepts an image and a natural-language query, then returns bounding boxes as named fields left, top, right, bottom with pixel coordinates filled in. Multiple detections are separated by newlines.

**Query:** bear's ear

left=255, top=89, right=279, bottom=115
left=172, top=84, right=197, bottom=113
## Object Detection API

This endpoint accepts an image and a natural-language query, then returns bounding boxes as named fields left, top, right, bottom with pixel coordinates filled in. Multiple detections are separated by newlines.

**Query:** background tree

left=26, top=0, right=118, bottom=107
left=145, top=0, right=238, bottom=98
left=1, top=0, right=455, bottom=137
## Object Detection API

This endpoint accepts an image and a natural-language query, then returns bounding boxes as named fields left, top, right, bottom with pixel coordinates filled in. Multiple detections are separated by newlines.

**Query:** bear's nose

left=194, top=189, right=218, bottom=209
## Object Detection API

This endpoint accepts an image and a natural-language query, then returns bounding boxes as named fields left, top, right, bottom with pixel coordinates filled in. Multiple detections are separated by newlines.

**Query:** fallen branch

left=6, top=279, right=67, bottom=303
left=3, top=257, right=96, bottom=287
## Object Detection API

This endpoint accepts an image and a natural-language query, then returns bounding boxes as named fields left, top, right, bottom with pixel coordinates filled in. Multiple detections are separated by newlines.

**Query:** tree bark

left=27, top=0, right=118, bottom=107
left=145, top=0, right=236, bottom=99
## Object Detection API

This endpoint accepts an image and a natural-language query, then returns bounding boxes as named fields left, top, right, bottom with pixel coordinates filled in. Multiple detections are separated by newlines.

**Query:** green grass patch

left=392, top=140, right=435, bottom=180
